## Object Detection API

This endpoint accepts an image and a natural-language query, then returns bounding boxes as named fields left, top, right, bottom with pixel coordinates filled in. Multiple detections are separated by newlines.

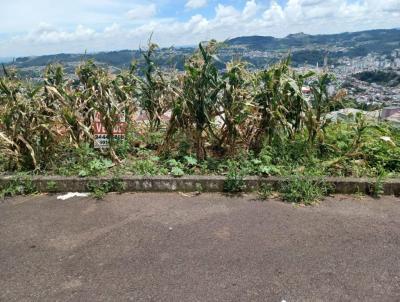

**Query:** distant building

left=380, top=107, right=400, bottom=119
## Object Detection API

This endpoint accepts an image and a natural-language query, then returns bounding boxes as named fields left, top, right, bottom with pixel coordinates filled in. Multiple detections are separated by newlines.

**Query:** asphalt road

left=1, top=193, right=400, bottom=302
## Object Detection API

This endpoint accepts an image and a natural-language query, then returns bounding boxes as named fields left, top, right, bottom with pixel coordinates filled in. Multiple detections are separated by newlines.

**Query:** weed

left=87, top=177, right=126, bottom=199
left=223, top=160, right=246, bottom=193
left=184, top=156, right=198, bottom=166
left=167, top=159, right=185, bottom=177
left=171, top=166, right=184, bottom=177
left=354, top=188, right=366, bottom=199
left=78, top=159, right=113, bottom=177
left=195, top=183, right=203, bottom=193
left=370, top=174, right=385, bottom=198
left=130, top=156, right=167, bottom=176
left=0, top=174, right=37, bottom=199
left=258, top=183, right=274, bottom=200
left=46, top=180, right=57, bottom=192
left=280, top=176, right=333, bottom=205
left=56, top=144, right=113, bottom=177
left=108, top=177, right=127, bottom=193
left=88, top=184, right=108, bottom=199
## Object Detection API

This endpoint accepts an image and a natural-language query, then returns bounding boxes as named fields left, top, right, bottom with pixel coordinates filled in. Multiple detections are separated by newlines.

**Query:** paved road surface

left=1, top=193, right=400, bottom=301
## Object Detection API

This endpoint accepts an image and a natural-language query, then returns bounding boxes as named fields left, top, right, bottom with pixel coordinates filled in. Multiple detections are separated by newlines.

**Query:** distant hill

left=225, top=29, right=400, bottom=54
left=5, top=28, right=400, bottom=76
left=13, top=50, right=142, bottom=69
left=225, top=29, right=400, bottom=66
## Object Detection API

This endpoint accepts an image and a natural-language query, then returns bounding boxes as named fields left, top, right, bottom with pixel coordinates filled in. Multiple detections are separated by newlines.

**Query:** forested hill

left=5, top=28, right=400, bottom=75
left=225, top=29, right=400, bottom=54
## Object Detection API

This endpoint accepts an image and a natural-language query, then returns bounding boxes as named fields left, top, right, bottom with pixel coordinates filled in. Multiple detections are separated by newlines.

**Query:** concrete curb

left=0, top=175, right=399, bottom=195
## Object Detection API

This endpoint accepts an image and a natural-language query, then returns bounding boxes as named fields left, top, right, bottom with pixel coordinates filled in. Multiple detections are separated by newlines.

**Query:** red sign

left=93, top=112, right=127, bottom=148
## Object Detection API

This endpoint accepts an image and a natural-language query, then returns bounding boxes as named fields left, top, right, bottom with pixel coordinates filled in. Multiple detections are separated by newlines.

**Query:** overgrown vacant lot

left=1, top=193, right=400, bottom=301
left=1, top=40, right=399, bottom=192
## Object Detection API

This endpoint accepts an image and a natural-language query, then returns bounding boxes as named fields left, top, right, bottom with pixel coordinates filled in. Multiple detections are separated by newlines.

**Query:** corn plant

left=251, top=58, right=305, bottom=153
left=76, top=60, right=135, bottom=162
left=170, top=41, right=223, bottom=160
left=137, top=41, right=172, bottom=131
left=306, top=72, right=345, bottom=146
left=0, top=68, right=59, bottom=170
left=43, top=64, right=93, bottom=145
left=218, top=61, right=255, bottom=155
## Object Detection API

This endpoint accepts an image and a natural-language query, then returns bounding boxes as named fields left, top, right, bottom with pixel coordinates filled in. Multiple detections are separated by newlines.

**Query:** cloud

left=185, top=0, right=207, bottom=10
left=243, top=0, right=259, bottom=19
left=104, top=23, right=121, bottom=36
left=18, top=23, right=96, bottom=44
left=263, top=1, right=285, bottom=24
left=1, top=0, right=400, bottom=57
left=382, top=0, right=400, bottom=12
left=127, top=4, right=157, bottom=20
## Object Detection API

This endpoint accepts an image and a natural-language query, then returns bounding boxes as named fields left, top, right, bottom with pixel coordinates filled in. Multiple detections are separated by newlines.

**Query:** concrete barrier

left=1, top=175, right=399, bottom=195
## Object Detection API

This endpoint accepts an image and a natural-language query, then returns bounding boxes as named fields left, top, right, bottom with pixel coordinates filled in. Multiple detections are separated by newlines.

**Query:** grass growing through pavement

left=280, top=176, right=333, bottom=205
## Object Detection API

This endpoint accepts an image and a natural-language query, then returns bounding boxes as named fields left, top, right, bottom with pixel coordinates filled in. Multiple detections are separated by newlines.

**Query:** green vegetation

left=0, top=174, right=37, bottom=199
left=369, top=172, right=386, bottom=199
left=87, top=177, right=126, bottom=199
left=1, top=40, right=400, bottom=203
left=280, top=176, right=333, bottom=205
left=223, top=160, right=246, bottom=193
left=46, top=181, right=57, bottom=192
left=354, top=70, right=400, bottom=87
left=257, top=183, right=274, bottom=200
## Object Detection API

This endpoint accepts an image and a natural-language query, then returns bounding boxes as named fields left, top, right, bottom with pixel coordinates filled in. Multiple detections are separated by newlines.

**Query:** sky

left=0, top=0, right=399, bottom=57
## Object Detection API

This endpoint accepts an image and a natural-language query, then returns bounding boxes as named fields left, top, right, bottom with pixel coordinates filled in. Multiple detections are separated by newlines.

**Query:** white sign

left=93, top=112, right=127, bottom=148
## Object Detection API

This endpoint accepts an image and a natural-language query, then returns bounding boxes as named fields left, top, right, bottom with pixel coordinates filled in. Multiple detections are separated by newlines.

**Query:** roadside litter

left=57, top=193, right=89, bottom=200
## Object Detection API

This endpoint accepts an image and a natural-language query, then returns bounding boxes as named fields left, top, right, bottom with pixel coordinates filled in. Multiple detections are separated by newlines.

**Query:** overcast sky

left=0, top=0, right=399, bottom=57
